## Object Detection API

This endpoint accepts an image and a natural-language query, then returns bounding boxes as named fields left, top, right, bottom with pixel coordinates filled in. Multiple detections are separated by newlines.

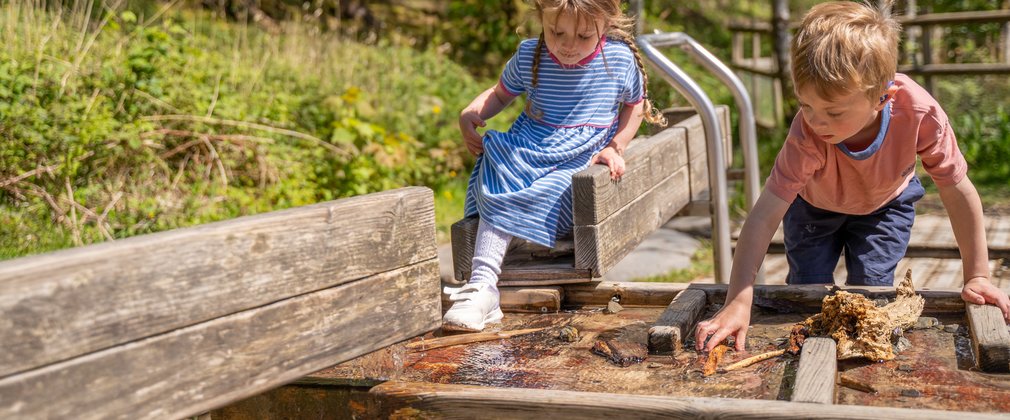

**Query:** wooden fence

left=730, top=2, right=1010, bottom=127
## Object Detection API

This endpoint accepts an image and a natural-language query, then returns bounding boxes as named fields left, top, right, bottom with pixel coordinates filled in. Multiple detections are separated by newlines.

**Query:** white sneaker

left=442, top=282, right=503, bottom=332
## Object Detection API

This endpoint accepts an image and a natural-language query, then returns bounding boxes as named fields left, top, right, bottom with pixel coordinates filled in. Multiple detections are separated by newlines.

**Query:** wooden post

left=966, top=303, right=1010, bottom=373
left=792, top=337, right=837, bottom=404
left=771, top=0, right=793, bottom=110
left=647, top=289, right=708, bottom=353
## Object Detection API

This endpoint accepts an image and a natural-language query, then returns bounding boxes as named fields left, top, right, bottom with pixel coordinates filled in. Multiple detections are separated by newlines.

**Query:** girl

left=443, top=0, right=666, bottom=332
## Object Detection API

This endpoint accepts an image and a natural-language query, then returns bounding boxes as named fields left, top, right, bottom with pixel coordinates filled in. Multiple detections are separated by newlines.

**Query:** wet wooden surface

left=314, top=307, right=802, bottom=401
left=311, top=307, right=1010, bottom=414
left=836, top=313, right=1010, bottom=412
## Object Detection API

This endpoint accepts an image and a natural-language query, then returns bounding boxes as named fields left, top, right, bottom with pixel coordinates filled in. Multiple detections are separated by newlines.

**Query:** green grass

left=434, top=178, right=469, bottom=244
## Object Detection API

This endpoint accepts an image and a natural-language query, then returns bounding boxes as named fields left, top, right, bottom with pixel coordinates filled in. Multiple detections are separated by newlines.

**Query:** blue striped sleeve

left=499, top=40, right=531, bottom=96
left=621, top=48, right=645, bottom=105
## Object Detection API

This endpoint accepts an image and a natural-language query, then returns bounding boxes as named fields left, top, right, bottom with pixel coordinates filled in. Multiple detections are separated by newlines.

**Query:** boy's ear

left=875, top=83, right=900, bottom=111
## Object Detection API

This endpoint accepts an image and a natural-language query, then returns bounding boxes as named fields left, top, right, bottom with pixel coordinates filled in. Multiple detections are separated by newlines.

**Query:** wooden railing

left=729, top=3, right=1010, bottom=127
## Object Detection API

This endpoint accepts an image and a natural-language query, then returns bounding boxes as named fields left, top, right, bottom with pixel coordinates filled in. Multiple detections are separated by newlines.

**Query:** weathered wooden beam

left=647, top=288, right=708, bottom=353
left=574, top=167, right=689, bottom=276
left=572, top=127, right=688, bottom=225
left=450, top=216, right=478, bottom=282
left=792, top=337, right=837, bottom=404
left=0, top=260, right=441, bottom=420
left=562, top=281, right=690, bottom=307
left=0, top=187, right=436, bottom=380
left=693, top=284, right=967, bottom=314
left=362, top=381, right=1007, bottom=419
left=966, top=303, right=1010, bottom=373
left=499, top=286, right=563, bottom=313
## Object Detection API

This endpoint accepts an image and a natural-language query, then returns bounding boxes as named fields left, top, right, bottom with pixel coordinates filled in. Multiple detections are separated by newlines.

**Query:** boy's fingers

left=734, top=329, right=748, bottom=352
left=695, top=321, right=714, bottom=350
left=706, top=329, right=731, bottom=352
left=963, top=288, right=985, bottom=305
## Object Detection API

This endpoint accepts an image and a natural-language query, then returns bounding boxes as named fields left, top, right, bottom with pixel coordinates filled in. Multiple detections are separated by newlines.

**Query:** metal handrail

left=638, top=32, right=762, bottom=284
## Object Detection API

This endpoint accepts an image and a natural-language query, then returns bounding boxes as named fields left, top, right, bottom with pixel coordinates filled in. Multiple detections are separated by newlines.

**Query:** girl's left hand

left=591, top=146, right=625, bottom=180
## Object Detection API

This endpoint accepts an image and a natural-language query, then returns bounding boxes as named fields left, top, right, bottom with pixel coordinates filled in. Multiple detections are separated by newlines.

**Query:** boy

left=695, top=0, right=1010, bottom=352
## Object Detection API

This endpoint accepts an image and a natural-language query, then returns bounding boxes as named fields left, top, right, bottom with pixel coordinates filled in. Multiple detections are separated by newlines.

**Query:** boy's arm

left=459, top=84, right=517, bottom=155
left=695, top=189, right=792, bottom=351
left=938, top=177, right=1010, bottom=322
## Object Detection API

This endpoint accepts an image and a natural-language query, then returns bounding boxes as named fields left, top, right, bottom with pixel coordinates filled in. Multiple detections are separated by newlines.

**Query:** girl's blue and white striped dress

left=463, top=37, right=644, bottom=248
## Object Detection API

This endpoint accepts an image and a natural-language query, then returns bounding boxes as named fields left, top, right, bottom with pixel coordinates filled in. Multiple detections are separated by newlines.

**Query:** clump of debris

left=790, top=269, right=924, bottom=361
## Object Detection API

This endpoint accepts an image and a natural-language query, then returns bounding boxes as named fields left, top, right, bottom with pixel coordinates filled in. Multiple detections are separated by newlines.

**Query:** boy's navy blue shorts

left=783, top=176, right=925, bottom=286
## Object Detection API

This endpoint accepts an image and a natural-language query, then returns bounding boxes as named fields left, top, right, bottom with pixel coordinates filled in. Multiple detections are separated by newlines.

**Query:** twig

left=65, top=179, right=82, bottom=246
left=200, top=135, right=229, bottom=188
left=1, top=163, right=60, bottom=189
left=406, top=327, right=548, bottom=352
left=718, top=349, right=787, bottom=373
left=142, top=114, right=353, bottom=157
left=703, top=344, right=730, bottom=376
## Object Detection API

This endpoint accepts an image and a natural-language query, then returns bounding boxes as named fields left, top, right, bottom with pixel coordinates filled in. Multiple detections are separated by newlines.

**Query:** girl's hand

left=459, top=110, right=486, bottom=155
left=963, top=277, right=1010, bottom=323
left=591, top=146, right=626, bottom=180
left=694, top=299, right=751, bottom=352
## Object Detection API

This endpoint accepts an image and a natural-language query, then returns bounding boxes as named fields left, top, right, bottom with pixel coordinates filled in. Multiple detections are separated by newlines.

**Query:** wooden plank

left=441, top=286, right=563, bottom=313
left=966, top=303, right=1010, bottom=373
left=362, top=381, right=1007, bottom=419
left=0, top=260, right=441, bottom=420
left=690, top=284, right=967, bottom=314
left=792, top=337, right=837, bottom=404
left=0, top=187, right=435, bottom=380
left=563, top=281, right=691, bottom=307
left=451, top=216, right=479, bottom=282
left=572, top=127, right=688, bottom=225
left=574, top=167, right=690, bottom=275
left=499, top=287, right=563, bottom=313
left=498, top=256, right=592, bottom=286
left=737, top=214, right=1010, bottom=259
left=647, top=288, right=707, bottom=353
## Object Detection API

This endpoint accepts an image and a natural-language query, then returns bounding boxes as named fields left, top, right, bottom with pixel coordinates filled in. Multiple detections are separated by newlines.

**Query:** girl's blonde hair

left=528, top=0, right=666, bottom=126
left=791, top=0, right=900, bottom=101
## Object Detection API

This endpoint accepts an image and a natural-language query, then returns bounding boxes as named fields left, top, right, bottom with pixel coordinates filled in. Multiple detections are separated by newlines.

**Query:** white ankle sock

left=469, top=218, right=511, bottom=294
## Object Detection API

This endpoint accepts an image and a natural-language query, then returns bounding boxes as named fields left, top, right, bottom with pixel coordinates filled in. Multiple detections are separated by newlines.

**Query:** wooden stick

left=406, top=327, right=549, bottom=352
left=719, top=349, right=786, bottom=373
left=702, top=344, right=730, bottom=376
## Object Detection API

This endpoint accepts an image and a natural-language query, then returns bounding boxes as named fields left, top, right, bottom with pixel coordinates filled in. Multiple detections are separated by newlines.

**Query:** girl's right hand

left=459, top=110, right=486, bottom=155
left=694, top=299, right=751, bottom=352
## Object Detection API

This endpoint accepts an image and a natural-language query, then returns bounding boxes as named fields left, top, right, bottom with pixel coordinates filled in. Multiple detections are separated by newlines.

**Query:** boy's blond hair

left=791, top=0, right=901, bottom=101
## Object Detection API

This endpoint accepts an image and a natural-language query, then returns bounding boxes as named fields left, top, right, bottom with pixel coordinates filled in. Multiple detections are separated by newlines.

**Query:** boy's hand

left=962, top=277, right=1010, bottom=323
left=694, top=299, right=751, bottom=352
left=459, top=110, right=486, bottom=155
left=591, top=146, right=626, bottom=180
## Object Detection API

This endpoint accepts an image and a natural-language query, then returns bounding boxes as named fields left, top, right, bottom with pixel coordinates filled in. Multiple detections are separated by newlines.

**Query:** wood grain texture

left=966, top=303, right=1010, bottom=373
left=450, top=216, right=479, bottom=281
left=563, top=281, right=692, bottom=307
left=572, top=127, right=688, bottom=225
left=499, top=287, right=563, bottom=313
left=648, top=289, right=708, bottom=353
left=574, top=167, right=690, bottom=275
left=0, top=187, right=435, bottom=379
left=0, top=260, right=441, bottom=420
left=694, top=284, right=967, bottom=314
left=792, top=337, right=837, bottom=404
left=363, top=380, right=1006, bottom=419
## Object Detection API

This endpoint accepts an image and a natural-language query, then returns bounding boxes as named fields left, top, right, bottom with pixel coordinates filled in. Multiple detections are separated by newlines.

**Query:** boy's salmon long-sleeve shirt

left=765, top=73, right=968, bottom=215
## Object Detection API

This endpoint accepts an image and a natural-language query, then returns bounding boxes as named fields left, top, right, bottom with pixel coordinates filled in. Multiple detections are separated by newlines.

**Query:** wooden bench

left=451, top=106, right=731, bottom=285
left=0, top=187, right=441, bottom=419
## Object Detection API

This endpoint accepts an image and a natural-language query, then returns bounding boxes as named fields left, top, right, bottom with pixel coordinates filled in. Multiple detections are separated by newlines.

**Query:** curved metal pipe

left=638, top=36, right=732, bottom=285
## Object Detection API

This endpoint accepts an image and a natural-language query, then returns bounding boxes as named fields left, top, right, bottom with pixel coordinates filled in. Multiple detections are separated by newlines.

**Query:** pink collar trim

left=548, top=34, right=606, bottom=68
